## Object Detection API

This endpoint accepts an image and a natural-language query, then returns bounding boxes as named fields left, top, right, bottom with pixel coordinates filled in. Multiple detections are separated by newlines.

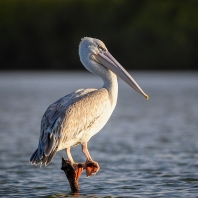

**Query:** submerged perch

left=61, top=157, right=83, bottom=192
left=61, top=157, right=99, bottom=192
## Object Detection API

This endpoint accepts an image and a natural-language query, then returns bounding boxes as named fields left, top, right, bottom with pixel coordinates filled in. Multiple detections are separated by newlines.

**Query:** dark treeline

left=0, top=0, right=198, bottom=70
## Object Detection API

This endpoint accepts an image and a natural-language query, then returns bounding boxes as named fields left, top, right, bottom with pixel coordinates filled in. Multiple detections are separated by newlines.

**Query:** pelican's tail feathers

left=29, top=147, right=58, bottom=166
left=41, top=148, right=58, bottom=166
left=30, top=148, right=42, bottom=165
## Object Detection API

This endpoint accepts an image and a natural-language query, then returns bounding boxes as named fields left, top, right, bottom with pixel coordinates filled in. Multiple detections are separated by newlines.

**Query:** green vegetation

left=0, top=0, right=198, bottom=70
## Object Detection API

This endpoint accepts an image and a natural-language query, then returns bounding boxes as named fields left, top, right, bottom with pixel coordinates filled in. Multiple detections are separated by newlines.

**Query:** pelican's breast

left=58, top=88, right=114, bottom=150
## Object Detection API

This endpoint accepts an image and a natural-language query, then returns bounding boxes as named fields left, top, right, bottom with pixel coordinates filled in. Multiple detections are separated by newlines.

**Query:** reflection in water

left=0, top=72, right=198, bottom=198
left=39, top=192, right=104, bottom=198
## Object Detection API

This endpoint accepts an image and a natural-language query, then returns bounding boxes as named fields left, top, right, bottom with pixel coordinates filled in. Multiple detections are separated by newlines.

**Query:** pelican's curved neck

left=102, top=69, right=118, bottom=109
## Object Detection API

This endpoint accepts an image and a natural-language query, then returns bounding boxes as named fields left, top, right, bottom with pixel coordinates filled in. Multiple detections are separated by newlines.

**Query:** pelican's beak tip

left=145, top=94, right=149, bottom=100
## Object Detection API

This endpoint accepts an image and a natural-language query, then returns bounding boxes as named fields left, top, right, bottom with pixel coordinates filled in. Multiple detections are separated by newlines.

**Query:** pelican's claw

left=85, top=161, right=100, bottom=177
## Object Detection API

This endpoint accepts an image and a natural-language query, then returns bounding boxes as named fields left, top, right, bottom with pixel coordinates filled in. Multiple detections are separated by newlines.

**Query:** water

left=0, top=72, right=198, bottom=198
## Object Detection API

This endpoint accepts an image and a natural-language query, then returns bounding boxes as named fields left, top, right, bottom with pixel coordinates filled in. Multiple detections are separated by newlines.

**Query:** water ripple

left=0, top=72, right=198, bottom=197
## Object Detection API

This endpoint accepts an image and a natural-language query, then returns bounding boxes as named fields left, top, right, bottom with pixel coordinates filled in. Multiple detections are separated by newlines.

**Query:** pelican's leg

left=81, top=143, right=100, bottom=177
left=66, top=147, right=77, bottom=169
left=65, top=147, right=83, bottom=180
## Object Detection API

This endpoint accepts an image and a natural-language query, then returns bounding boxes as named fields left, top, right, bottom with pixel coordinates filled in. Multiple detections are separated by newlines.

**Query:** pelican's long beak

left=94, top=51, right=149, bottom=100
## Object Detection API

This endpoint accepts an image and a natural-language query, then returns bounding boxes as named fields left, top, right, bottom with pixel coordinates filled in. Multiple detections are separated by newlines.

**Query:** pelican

left=30, top=37, right=148, bottom=179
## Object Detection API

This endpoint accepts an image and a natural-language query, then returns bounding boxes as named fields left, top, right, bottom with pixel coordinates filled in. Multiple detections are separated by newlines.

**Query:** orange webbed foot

left=85, top=161, right=100, bottom=177
left=74, top=164, right=83, bottom=180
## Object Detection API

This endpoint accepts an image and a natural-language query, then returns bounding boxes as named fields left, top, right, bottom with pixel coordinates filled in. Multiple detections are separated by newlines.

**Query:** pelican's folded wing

left=30, top=88, right=110, bottom=166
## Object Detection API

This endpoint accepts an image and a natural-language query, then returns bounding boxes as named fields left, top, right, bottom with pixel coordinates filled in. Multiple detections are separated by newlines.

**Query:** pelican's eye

left=99, top=46, right=106, bottom=52
left=95, top=42, right=106, bottom=52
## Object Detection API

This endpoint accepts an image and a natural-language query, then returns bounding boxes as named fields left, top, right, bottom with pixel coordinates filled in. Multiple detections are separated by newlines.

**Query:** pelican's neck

left=101, top=69, right=118, bottom=109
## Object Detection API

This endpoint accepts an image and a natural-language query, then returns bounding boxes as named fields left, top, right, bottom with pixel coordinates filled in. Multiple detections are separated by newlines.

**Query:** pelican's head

left=79, top=37, right=107, bottom=69
left=79, top=37, right=149, bottom=100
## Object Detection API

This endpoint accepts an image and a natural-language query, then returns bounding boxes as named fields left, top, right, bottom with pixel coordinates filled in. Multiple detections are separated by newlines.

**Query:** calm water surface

left=0, top=72, right=198, bottom=198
